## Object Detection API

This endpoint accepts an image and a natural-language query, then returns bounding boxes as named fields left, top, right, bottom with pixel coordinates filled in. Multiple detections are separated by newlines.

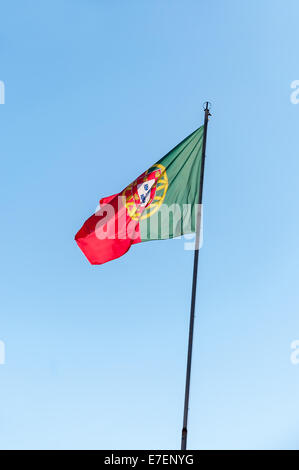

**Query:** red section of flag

left=75, top=193, right=141, bottom=265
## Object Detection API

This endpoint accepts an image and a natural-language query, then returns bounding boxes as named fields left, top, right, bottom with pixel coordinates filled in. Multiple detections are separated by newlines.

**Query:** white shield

left=137, top=179, right=155, bottom=207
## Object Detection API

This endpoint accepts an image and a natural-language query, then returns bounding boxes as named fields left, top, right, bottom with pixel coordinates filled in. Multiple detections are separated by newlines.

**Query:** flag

left=75, top=126, right=204, bottom=265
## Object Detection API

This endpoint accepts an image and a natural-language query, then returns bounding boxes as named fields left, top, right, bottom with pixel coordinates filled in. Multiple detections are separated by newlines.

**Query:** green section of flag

left=140, top=126, right=204, bottom=241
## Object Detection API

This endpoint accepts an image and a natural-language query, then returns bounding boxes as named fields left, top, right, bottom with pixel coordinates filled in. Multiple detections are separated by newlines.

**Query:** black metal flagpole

left=181, top=102, right=211, bottom=450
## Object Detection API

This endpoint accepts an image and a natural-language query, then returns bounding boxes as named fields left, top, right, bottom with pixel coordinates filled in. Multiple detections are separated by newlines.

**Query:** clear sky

left=0, top=0, right=299, bottom=450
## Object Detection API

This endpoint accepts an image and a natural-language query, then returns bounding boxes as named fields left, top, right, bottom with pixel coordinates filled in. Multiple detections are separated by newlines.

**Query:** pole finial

left=203, top=101, right=212, bottom=116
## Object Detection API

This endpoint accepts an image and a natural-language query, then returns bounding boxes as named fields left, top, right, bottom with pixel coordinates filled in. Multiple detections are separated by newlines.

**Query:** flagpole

left=181, top=101, right=211, bottom=450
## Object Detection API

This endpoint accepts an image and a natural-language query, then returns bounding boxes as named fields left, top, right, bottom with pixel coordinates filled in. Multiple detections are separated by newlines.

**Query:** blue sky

left=1, top=0, right=299, bottom=450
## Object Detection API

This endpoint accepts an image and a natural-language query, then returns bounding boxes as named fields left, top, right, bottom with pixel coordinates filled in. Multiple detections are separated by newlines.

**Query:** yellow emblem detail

left=122, top=163, right=168, bottom=221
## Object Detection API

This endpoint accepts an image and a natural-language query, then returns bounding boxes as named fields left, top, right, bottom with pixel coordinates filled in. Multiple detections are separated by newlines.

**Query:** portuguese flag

left=75, top=126, right=204, bottom=265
